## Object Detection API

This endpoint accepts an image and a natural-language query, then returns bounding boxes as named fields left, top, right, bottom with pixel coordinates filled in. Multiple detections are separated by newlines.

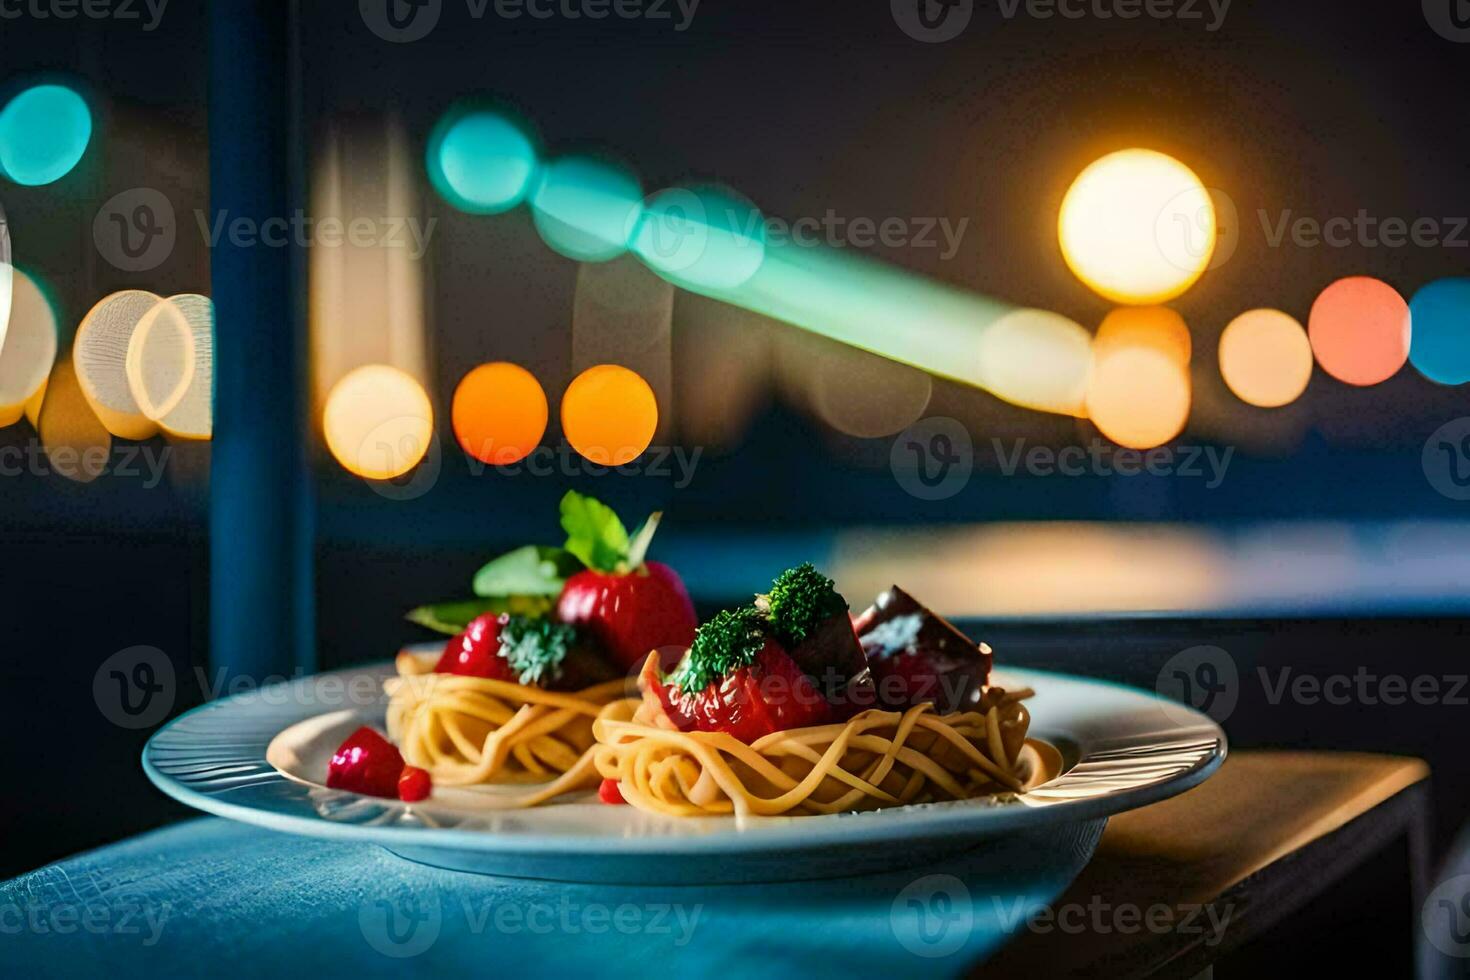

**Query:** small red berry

left=398, top=765, right=432, bottom=803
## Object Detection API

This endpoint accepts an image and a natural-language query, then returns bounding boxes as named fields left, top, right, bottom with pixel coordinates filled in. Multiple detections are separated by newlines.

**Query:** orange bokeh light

left=561, top=364, right=658, bottom=466
left=1086, top=306, right=1192, bottom=450
left=451, top=362, right=548, bottom=465
left=1307, top=277, right=1410, bottom=387
left=1218, top=309, right=1313, bottom=408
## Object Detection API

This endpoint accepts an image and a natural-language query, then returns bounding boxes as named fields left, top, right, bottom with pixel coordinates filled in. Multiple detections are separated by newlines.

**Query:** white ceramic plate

left=144, top=663, right=1225, bottom=883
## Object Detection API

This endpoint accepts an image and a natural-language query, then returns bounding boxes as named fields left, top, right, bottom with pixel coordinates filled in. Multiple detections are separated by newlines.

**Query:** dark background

left=3, top=8, right=1469, bottom=962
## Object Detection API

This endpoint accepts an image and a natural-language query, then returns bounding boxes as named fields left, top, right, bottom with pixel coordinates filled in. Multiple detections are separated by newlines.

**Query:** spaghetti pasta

left=591, top=687, right=1034, bottom=817
left=384, top=649, right=628, bottom=805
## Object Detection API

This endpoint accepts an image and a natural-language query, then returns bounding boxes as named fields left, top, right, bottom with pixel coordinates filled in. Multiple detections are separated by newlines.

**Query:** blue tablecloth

left=1, top=818, right=1079, bottom=978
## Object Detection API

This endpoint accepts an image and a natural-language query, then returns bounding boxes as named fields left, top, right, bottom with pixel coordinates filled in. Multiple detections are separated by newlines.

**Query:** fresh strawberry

left=435, top=610, right=607, bottom=690
left=434, top=612, right=516, bottom=679
left=327, top=726, right=406, bottom=799
left=553, top=492, right=696, bottom=672
left=558, top=562, right=696, bottom=672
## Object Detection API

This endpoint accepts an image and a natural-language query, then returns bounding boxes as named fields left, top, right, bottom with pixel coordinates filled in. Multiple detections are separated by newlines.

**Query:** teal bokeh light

left=426, top=107, right=538, bottom=215
left=0, top=84, right=92, bottom=186
left=530, top=156, right=643, bottom=262
left=1410, top=278, right=1470, bottom=386
left=631, top=185, right=766, bottom=291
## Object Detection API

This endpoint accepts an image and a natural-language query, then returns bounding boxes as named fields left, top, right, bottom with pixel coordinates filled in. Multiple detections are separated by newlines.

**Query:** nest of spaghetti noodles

left=385, top=650, right=627, bottom=800
left=592, top=686, right=1033, bottom=817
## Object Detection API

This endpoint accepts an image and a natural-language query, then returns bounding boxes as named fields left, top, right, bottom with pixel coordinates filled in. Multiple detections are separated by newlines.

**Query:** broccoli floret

left=758, top=563, right=848, bottom=647
left=498, top=616, right=575, bottom=686
left=670, top=606, right=768, bottom=694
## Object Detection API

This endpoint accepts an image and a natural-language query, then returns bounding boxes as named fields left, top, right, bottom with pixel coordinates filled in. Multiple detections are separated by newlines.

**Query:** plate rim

left=143, top=662, right=1227, bottom=855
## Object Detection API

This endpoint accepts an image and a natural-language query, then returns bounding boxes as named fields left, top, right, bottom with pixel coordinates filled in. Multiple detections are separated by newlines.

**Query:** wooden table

left=980, top=751, right=1432, bottom=978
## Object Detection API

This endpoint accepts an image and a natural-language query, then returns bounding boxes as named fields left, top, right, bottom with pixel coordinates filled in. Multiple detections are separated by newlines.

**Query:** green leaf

left=559, top=491, right=630, bottom=572
left=472, top=545, right=581, bottom=598
left=625, top=511, right=663, bottom=570
left=405, top=595, right=552, bottom=636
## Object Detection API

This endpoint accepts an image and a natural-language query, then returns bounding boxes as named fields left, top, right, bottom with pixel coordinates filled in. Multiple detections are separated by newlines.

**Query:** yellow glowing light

left=33, top=358, right=112, bottom=483
left=73, top=290, right=163, bottom=440
left=126, top=294, right=214, bottom=440
left=561, top=364, right=658, bottom=466
left=1059, top=149, right=1216, bottom=305
left=1219, top=309, right=1313, bottom=408
left=0, top=268, right=58, bottom=427
left=323, top=364, right=434, bottom=480
left=451, top=362, right=548, bottom=465
left=1086, top=306, right=1192, bottom=449
left=974, top=308, right=1094, bottom=417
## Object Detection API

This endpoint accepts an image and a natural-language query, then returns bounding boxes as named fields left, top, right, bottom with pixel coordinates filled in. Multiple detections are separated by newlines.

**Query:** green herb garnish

left=757, top=563, right=848, bottom=647
left=498, top=616, right=577, bottom=687
left=669, top=606, right=768, bottom=695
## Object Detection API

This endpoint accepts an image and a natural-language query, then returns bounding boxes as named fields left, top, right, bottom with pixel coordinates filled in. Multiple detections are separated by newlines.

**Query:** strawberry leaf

left=625, top=511, right=663, bottom=570
left=472, top=545, right=581, bottom=598
left=560, top=491, right=630, bottom=572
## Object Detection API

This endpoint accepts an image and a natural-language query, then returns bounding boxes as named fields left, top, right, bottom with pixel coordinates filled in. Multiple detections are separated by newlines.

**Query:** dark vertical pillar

left=208, top=0, right=315, bottom=679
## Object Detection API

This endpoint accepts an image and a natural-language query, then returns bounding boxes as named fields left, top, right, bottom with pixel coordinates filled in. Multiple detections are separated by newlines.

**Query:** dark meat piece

left=853, top=586, right=993, bottom=713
